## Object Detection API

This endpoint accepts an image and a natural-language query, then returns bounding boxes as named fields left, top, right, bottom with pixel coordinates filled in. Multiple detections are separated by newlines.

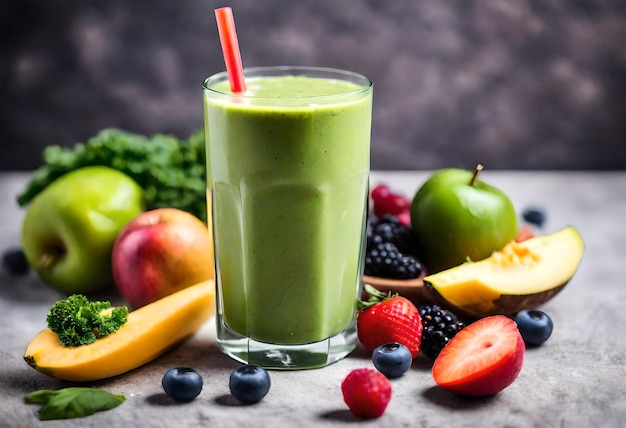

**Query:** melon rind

left=424, top=226, right=584, bottom=317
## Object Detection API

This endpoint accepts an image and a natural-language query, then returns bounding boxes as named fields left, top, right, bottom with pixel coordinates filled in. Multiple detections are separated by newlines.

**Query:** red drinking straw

left=215, top=7, right=247, bottom=93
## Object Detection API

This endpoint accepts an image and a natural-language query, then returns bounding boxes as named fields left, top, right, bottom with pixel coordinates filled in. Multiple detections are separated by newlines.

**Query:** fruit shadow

left=420, top=385, right=499, bottom=410
left=0, top=272, right=62, bottom=304
left=412, top=354, right=435, bottom=372
left=348, top=343, right=372, bottom=361
left=155, top=336, right=240, bottom=373
left=317, top=409, right=364, bottom=423
left=145, top=392, right=241, bottom=408
left=0, top=267, right=129, bottom=306
left=2, top=366, right=77, bottom=396
left=213, top=393, right=262, bottom=407
left=146, top=392, right=189, bottom=406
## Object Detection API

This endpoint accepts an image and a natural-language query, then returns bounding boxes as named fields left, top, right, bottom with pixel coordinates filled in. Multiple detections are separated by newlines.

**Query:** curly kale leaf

left=46, top=295, right=129, bottom=347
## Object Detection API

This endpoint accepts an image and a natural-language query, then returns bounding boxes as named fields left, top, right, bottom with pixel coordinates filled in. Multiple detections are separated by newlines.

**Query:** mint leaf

left=23, top=389, right=56, bottom=405
left=25, top=387, right=125, bottom=420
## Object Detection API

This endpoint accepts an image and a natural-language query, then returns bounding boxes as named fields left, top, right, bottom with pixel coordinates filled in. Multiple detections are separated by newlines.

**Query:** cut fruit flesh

left=24, top=280, right=215, bottom=382
left=432, top=315, right=525, bottom=396
left=424, top=226, right=584, bottom=317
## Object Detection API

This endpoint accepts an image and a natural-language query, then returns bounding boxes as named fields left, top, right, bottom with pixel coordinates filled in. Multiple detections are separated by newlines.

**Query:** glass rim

left=203, top=65, right=373, bottom=100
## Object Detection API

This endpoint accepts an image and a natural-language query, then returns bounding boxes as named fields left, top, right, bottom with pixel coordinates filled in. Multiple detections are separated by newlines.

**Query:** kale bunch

left=17, top=128, right=208, bottom=221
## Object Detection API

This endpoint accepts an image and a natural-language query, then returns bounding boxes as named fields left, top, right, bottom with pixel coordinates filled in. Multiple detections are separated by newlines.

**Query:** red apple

left=112, top=208, right=214, bottom=308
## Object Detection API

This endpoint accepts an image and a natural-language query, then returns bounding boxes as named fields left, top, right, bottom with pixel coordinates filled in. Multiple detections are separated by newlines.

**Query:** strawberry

left=357, top=284, right=422, bottom=358
left=432, top=315, right=525, bottom=397
left=341, top=368, right=392, bottom=419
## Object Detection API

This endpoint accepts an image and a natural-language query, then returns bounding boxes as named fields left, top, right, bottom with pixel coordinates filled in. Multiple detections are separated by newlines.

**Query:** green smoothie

left=205, top=71, right=372, bottom=348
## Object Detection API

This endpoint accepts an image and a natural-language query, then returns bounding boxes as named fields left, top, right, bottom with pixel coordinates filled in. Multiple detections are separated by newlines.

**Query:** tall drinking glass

left=203, top=66, right=373, bottom=369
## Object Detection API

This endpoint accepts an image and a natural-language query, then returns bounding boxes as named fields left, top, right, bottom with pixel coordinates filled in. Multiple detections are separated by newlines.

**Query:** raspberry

left=396, top=210, right=411, bottom=226
left=371, top=184, right=411, bottom=218
left=341, top=368, right=392, bottom=419
left=371, top=184, right=391, bottom=205
left=419, top=304, right=466, bottom=359
left=364, top=242, right=423, bottom=279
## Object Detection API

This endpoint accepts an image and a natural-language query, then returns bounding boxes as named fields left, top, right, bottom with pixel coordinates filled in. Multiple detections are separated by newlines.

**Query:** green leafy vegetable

left=17, top=128, right=208, bottom=221
left=46, top=294, right=128, bottom=347
left=25, top=387, right=125, bottom=420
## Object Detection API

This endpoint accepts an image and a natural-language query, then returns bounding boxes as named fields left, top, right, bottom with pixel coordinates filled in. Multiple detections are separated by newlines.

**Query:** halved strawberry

left=357, top=284, right=422, bottom=358
left=341, top=367, right=392, bottom=419
left=432, top=315, right=525, bottom=396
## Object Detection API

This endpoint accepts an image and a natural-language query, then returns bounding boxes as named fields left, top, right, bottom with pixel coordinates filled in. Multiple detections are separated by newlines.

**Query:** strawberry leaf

left=357, top=284, right=398, bottom=310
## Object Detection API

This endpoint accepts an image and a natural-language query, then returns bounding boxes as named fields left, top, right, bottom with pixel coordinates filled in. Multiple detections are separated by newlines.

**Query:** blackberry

left=364, top=242, right=423, bottom=279
left=419, top=304, right=465, bottom=359
left=369, top=214, right=419, bottom=256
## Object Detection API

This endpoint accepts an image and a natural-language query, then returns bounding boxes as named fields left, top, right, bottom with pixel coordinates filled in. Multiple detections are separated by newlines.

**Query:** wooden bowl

left=362, top=275, right=434, bottom=305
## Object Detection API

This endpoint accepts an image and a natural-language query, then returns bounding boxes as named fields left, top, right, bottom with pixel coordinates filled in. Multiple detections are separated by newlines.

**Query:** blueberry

left=522, top=208, right=547, bottom=228
left=2, top=248, right=29, bottom=276
left=162, top=367, right=203, bottom=402
left=372, top=342, right=412, bottom=378
left=515, top=309, right=554, bottom=346
left=229, top=364, right=271, bottom=404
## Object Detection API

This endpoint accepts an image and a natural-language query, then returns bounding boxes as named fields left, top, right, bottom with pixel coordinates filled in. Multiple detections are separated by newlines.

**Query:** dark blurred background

left=1, top=0, right=625, bottom=171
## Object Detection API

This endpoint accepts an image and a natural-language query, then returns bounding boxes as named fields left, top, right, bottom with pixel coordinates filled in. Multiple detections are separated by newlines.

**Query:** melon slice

left=424, top=226, right=584, bottom=317
left=24, top=280, right=214, bottom=382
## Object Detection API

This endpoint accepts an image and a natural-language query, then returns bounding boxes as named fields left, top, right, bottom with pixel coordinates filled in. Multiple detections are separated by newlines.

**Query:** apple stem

left=39, top=254, right=56, bottom=270
left=469, top=164, right=484, bottom=186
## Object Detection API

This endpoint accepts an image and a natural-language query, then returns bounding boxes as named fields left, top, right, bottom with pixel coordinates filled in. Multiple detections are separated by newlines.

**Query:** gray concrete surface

left=1, top=170, right=625, bottom=427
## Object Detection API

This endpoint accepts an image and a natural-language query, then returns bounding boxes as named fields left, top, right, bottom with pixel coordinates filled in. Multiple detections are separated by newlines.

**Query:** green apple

left=21, top=166, right=146, bottom=294
left=410, top=164, right=517, bottom=273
